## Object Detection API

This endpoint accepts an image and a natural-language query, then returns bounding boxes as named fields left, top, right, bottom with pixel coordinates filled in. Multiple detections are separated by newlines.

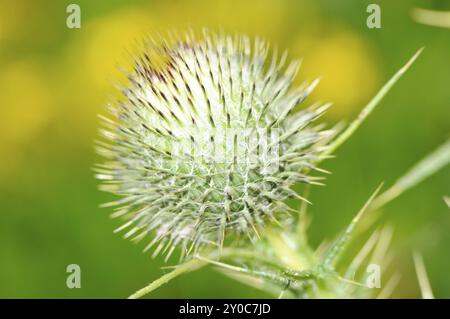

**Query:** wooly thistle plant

left=95, top=30, right=450, bottom=299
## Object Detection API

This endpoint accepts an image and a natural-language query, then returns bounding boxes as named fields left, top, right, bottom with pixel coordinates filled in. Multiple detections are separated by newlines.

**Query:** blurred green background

left=0, top=0, right=449, bottom=298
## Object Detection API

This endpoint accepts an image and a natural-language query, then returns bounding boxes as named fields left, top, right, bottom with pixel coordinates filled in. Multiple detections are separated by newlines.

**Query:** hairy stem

left=127, top=248, right=284, bottom=299
left=128, top=258, right=206, bottom=299
left=370, top=138, right=450, bottom=211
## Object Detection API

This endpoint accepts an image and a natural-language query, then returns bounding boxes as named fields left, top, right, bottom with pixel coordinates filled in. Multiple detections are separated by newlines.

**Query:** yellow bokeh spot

left=0, top=60, right=53, bottom=177
left=147, top=0, right=287, bottom=39
left=59, top=8, right=159, bottom=133
left=65, top=8, right=157, bottom=92
left=0, top=61, right=52, bottom=145
left=0, top=0, right=26, bottom=41
left=292, top=27, right=381, bottom=119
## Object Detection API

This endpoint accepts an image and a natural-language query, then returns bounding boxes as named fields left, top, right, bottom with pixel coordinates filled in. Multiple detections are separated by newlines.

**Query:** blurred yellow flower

left=59, top=7, right=159, bottom=135
left=65, top=8, right=156, bottom=92
left=146, top=0, right=287, bottom=38
left=0, top=0, right=57, bottom=46
left=292, top=26, right=381, bottom=119
left=0, top=60, right=53, bottom=178
left=0, top=0, right=26, bottom=41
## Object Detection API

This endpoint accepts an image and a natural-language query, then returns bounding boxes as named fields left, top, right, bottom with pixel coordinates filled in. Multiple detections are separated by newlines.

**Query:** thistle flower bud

left=96, top=31, right=333, bottom=259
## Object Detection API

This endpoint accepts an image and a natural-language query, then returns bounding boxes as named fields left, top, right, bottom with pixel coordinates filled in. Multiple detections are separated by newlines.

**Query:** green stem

left=370, top=138, right=450, bottom=211
left=127, top=248, right=280, bottom=299
left=128, top=258, right=206, bottom=299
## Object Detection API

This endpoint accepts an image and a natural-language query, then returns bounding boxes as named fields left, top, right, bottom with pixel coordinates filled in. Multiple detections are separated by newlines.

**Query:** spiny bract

left=95, top=31, right=333, bottom=260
